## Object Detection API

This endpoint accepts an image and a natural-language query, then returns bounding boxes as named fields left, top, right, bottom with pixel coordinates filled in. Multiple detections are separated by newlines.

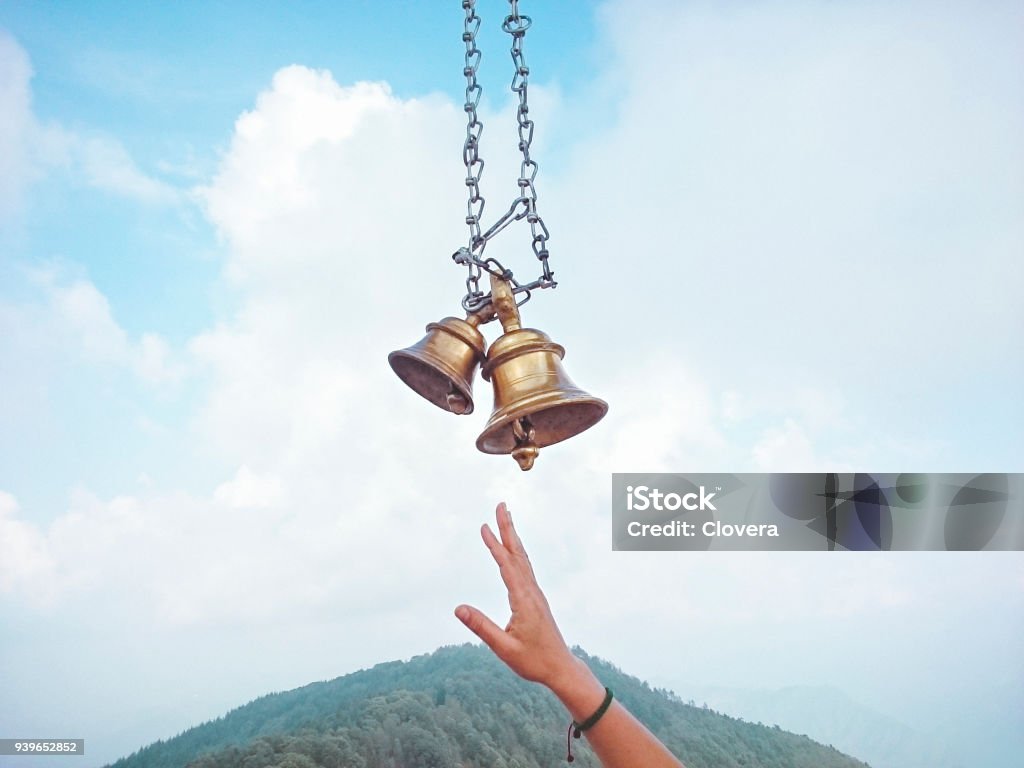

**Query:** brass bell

left=388, top=316, right=486, bottom=415
left=476, top=276, right=608, bottom=470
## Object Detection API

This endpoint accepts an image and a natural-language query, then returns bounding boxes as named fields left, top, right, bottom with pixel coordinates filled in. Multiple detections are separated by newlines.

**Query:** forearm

left=548, top=656, right=686, bottom=768
left=457, top=505, right=685, bottom=768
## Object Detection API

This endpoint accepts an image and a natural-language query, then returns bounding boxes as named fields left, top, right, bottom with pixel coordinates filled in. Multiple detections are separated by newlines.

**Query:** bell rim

left=475, top=389, right=608, bottom=454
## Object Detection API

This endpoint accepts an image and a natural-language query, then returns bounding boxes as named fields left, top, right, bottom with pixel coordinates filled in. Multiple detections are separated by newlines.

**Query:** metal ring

left=501, top=15, right=532, bottom=34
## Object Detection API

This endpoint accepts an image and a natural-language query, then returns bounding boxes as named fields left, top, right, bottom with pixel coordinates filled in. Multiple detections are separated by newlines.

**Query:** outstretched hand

left=455, top=502, right=578, bottom=690
left=455, top=502, right=688, bottom=768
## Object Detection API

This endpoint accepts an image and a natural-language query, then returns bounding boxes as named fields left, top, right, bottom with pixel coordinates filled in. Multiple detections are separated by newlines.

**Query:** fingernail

left=455, top=605, right=470, bottom=623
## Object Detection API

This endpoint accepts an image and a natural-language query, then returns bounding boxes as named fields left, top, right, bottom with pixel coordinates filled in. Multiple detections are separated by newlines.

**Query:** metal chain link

left=454, top=0, right=557, bottom=314
left=504, top=0, right=555, bottom=287
left=460, top=0, right=486, bottom=306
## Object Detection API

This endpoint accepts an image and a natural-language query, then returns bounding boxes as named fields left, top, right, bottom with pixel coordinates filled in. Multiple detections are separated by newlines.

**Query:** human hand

left=455, top=502, right=579, bottom=690
left=455, top=504, right=687, bottom=768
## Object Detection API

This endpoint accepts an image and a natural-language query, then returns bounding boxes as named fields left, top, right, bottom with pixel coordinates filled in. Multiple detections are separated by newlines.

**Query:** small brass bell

left=388, top=316, right=486, bottom=415
left=476, top=276, right=608, bottom=470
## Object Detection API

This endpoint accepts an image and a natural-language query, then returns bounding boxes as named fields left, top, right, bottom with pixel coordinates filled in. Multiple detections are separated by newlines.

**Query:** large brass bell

left=388, top=316, right=486, bottom=415
left=476, top=275, right=608, bottom=470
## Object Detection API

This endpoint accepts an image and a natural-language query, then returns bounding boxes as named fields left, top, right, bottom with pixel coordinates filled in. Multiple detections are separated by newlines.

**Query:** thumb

left=455, top=604, right=513, bottom=656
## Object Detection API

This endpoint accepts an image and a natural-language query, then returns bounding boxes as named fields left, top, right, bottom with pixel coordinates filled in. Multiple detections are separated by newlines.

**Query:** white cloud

left=0, top=31, right=34, bottom=220
left=0, top=32, right=181, bottom=214
left=27, top=125, right=182, bottom=206
left=0, top=491, right=55, bottom=601
left=134, top=332, right=186, bottom=384
left=561, top=0, right=1024, bottom=383
left=45, top=274, right=131, bottom=363
left=198, top=67, right=463, bottom=289
left=0, top=267, right=185, bottom=387
left=586, top=357, right=729, bottom=473
left=213, top=466, right=284, bottom=509
left=43, top=273, right=184, bottom=384
left=752, top=418, right=850, bottom=472
left=77, top=135, right=181, bottom=205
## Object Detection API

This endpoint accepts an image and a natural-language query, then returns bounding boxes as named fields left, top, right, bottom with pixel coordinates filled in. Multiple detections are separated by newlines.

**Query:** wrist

left=547, top=654, right=607, bottom=722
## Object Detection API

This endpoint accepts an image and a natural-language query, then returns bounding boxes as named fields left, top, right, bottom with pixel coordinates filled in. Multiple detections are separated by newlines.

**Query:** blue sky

left=1, top=1, right=1022, bottom=767
left=2, top=1, right=598, bottom=338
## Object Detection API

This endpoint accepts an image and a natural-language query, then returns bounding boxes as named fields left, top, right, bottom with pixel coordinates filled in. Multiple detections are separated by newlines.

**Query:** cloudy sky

left=1, top=1, right=1022, bottom=766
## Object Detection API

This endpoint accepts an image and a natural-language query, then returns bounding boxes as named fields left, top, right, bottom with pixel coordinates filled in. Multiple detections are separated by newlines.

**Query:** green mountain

left=108, top=644, right=871, bottom=768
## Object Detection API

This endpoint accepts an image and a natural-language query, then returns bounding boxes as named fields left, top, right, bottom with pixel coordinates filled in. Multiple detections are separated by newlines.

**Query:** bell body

left=388, top=317, right=485, bottom=415
left=476, top=327, right=608, bottom=455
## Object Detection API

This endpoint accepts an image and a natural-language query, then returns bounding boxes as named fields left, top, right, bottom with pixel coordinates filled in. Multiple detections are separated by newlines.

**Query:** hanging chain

left=454, top=0, right=557, bottom=314
left=505, top=0, right=554, bottom=288
left=460, top=0, right=487, bottom=307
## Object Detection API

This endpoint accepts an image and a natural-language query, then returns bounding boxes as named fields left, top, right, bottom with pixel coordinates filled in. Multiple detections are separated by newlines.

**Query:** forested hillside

left=109, top=644, right=870, bottom=768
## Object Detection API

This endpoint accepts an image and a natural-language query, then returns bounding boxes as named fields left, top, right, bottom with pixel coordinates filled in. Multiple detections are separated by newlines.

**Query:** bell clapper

left=445, top=389, right=469, bottom=414
left=511, top=417, right=539, bottom=471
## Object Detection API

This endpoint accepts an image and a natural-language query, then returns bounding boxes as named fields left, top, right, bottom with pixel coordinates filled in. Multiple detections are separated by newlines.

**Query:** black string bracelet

left=566, top=687, right=613, bottom=763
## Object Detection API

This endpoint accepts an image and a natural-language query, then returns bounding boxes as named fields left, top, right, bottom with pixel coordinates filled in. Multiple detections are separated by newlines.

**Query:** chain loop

left=461, top=0, right=487, bottom=307
left=455, top=0, right=557, bottom=313
left=505, top=0, right=555, bottom=287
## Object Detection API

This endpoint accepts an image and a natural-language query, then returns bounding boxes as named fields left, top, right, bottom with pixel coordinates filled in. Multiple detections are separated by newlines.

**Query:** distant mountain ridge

left=691, top=679, right=1024, bottom=768
left=108, top=644, right=872, bottom=768
left=686, top=683, right=964, bottom=768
